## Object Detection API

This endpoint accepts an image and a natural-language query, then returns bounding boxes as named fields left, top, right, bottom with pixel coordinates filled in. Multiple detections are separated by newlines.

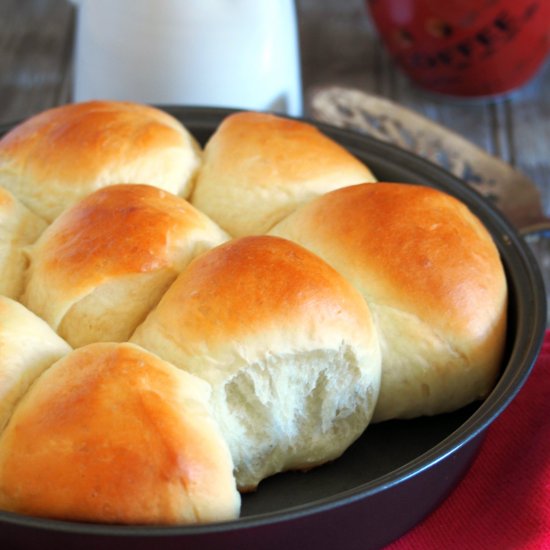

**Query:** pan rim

left=0, top=105, right=545, bottom=538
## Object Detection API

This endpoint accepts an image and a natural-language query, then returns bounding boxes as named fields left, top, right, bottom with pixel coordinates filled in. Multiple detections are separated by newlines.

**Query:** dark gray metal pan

left=0, top=107, right=546, bottom=550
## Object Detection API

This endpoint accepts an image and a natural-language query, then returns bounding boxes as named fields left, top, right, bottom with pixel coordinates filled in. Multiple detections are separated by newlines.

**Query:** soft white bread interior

left=0, top=187, right=47, bottom=299
left=0, top=342, right=240, bottom=525
left=190, top=111, right=376, bottom=237
left=270, top=183, right=508, bottom=422
left=131, top=235, right=381, bottom=490
left=0, top=296, right=71, bottom=434
left=21, top=184, right=229, bottom=348
left=0, top=100, right=202, bottom=222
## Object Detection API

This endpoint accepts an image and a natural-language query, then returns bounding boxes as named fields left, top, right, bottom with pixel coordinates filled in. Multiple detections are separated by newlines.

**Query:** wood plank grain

left=0, top=0, right=74, bottom=125
left=297, top=0, right=375, bottom=93
left=504, top=60, right=550, bottom=213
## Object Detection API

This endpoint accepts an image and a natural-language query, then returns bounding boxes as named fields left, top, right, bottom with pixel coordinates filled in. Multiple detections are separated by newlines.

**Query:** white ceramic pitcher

left=71, top=0, right=303, bottom=116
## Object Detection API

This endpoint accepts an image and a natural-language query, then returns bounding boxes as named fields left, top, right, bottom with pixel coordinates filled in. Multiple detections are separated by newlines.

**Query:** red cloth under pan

left=386, top=331, right=550, bottom=550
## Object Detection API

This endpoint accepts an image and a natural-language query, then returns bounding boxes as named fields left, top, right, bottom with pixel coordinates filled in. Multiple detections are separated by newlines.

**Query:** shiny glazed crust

left=0, top=342, right=240, bottom=525
left=190, top=111, right=376, bottom=237
left=0, top=101, right=202, bottom=222
left=270, top=183, right=508, bottom=421
left=22, top=184, right=228, bottom=347
left=131, top=235, right=381, bottom=490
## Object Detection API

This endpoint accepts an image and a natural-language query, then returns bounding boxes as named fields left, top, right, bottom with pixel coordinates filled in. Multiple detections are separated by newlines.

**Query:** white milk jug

left=71, top=0, right=303, bottom=116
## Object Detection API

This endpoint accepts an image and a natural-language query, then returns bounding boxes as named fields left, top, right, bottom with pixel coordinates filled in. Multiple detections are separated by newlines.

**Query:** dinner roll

left=0, top=342, right=240, bottom=525
left=270, top=183, right=507, bottom=422
left=0, top=296, right=71, bottom=434
left=0, top=100, right=202, bottom=222
left=0, top=187, right=47, bottom=298
left=22, top=184, right=228, bottom=348
left=190, top=111, right=376, bottom=237
left=131, top=235, right=381, bottom=490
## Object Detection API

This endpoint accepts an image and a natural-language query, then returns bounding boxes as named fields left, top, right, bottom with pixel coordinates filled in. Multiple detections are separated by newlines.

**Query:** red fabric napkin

left=386, top=331, right=550, bottom=550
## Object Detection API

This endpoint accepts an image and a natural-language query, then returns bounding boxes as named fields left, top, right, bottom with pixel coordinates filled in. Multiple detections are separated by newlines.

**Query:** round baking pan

left=0, top=107, right=546, bottom=550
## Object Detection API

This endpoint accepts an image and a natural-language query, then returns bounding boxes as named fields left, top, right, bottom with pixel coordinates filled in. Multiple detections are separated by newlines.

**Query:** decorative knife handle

left=308, top=86, right=548, bottom=234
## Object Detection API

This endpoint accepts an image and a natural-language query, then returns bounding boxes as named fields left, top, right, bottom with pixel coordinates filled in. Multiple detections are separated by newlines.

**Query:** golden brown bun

left=131, top=235, right=381, bottom=490
left=22, top=184, right=229, bottom=348
left=0, top=101, right=202, bottom=222
left=0, top=296, right=71, bottom=434
left=0, top=342, right=240, bottom=525
left=190, top=111, right=376, bottom=237
left=270, top=183, right=507, bottom=422
left=0, top=187, right=47, bottom=298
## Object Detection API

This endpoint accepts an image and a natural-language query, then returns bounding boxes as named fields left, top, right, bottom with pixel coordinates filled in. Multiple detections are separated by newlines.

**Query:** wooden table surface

left=1, top=0, right=550, bottom=303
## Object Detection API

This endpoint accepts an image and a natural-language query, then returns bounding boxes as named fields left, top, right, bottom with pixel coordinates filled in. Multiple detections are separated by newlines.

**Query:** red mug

left=367, top=0, right=550, bottom=98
